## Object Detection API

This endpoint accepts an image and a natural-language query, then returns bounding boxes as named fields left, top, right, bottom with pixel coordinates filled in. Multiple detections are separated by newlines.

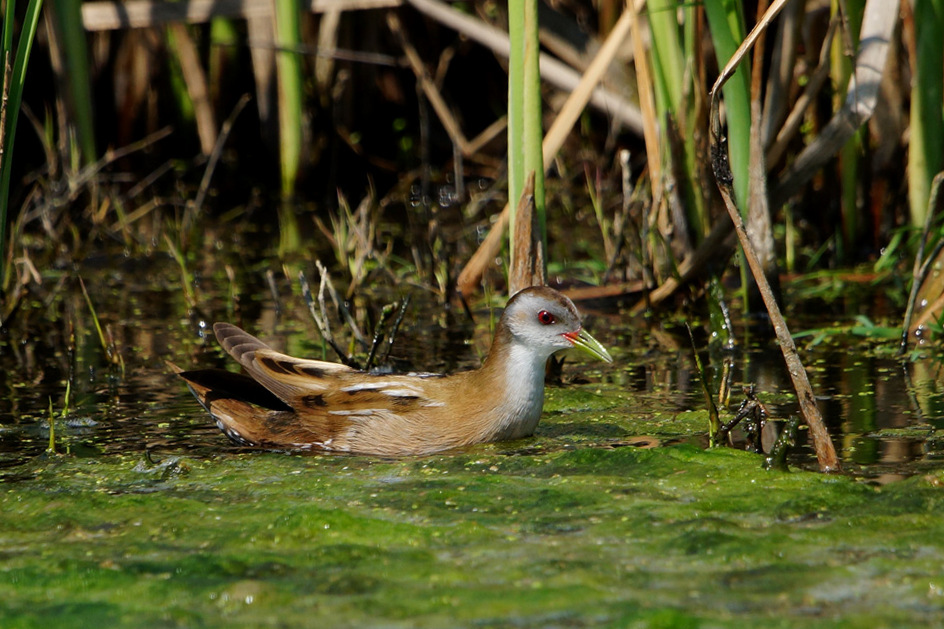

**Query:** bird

left=174, top=286, right=612, bottom=457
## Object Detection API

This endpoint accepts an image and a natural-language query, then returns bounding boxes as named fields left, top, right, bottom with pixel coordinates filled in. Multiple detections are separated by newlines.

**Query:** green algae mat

left=3, top=436, right=943, bottom=628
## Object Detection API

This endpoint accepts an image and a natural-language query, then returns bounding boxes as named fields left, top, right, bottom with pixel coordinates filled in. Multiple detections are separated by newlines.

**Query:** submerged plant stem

left=686, top=324, right=721, bottom=444
left=78, top=275, right=125, bottom=375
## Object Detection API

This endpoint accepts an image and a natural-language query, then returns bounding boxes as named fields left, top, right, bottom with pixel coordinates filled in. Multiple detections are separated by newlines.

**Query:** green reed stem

left=507, top=0, right=545, bottom=279
left=832, top=0, right=864, bottom=257
left=647, top=0, right=684, bottom=116
left=47, top=397, right=56, bottom=453
left=908, top=0, right=944, bottom=228
left=78, top=275, right=125, bottom=375
left=273, top=0, right=304, bottom=199
left=646, top=0, right=708, bottom=239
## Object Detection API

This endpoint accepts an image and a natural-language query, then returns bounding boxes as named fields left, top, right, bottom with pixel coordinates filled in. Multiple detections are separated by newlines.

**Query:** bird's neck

left=474, top=331, right=549, bottom=441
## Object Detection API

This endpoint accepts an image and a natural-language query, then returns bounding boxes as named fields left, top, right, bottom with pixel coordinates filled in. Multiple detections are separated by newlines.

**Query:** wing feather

left=214, top=322, right=354, bottom=403
left=205, top=323, right=454, bottom=452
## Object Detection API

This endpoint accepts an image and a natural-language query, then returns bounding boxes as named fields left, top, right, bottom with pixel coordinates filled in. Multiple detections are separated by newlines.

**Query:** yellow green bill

left=568, top=328, right=613, bottom=363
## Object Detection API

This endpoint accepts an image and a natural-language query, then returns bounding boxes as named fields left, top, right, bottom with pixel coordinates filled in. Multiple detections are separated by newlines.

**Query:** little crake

left=176, top=286, right=612, bottom=456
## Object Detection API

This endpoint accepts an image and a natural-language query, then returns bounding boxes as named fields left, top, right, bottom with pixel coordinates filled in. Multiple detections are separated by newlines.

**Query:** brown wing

left=195, top=325, right=452, bottom=451
left=214, top=322, right=355, bottom=404
left=214, top=322, right=450, bottom=418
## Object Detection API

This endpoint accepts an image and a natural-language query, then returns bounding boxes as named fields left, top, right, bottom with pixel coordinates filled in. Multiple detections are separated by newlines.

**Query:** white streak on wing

left=328, top=409, right=383, bottom=416
left=340, top=381, right=398, bottom=393
left=339, top=381, right=426, bottom=398
left=381, top=388, right=423, bottom=398
left=422, top=401, right=445, bottom=407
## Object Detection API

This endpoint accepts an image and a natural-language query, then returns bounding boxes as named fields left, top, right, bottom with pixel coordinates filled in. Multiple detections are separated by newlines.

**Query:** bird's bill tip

left=565, top=329, right=613, bottom=363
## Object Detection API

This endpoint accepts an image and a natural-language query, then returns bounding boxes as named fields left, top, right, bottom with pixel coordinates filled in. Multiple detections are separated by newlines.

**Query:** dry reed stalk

left=315, top=8, right=341, bottom=97
left=709, top=0, right=840, bottom=473
left=765, top=16, right=839, bottom=167
left=167, top=22, right=218, bottom=155
left=746, top=0, right=778, bottom=297
left=82, top=0, right=401, bottom=30
left=759, top=0, right=801, bottom=150
left=387, top=13, right=471, bottom=154
left=405, top=0, right=643, bottom=134
left=769, top=0, right=898, bottom=209
left=901, top=171, right=944, bottom=351
left=191, top=93, right=252, bottom=215
left=246, top=12, right=277, bottom=141
left=627, top=0, right=661, bottom=214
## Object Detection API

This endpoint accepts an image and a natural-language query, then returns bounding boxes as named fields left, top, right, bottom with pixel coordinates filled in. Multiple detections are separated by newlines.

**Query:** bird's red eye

left=537, top=310, right=556, bottom=325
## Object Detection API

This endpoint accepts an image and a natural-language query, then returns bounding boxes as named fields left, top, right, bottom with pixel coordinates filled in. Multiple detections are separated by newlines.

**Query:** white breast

left=487, top=341, right=548, bottom=440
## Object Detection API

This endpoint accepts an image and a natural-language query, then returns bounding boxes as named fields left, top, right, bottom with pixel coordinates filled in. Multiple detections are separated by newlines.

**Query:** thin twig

left=192, top=93, right=251, bottom=215
left=316, top=259, right=367, bottom=348
left=299, top=268, right=357, bottom=367
left=365, top=303, right=395, bottom=371
left=381, top=294, right=410, bottom=366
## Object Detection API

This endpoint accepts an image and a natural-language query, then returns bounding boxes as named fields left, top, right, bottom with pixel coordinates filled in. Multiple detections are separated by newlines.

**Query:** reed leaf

left=0, top=0, right=44, bottom=287
left=645, top=0, right=708, bottom=241
left=48, top=0, right=96, bottom=163
left=165, top=27, right=196, bottom=123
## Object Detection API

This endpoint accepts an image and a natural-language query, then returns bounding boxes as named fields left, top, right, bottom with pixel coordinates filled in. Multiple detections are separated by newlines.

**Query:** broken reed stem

left=508, top=171, right=545, bottom=294
left=708, top=0, right=839, bottom=473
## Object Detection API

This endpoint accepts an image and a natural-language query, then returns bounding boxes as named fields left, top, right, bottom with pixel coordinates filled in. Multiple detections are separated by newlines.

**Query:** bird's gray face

left=503, top=288, right=612, bottom=363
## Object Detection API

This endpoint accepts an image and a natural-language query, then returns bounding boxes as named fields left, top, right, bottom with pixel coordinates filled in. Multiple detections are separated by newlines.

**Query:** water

left=2, top=250, right=944, bottom=627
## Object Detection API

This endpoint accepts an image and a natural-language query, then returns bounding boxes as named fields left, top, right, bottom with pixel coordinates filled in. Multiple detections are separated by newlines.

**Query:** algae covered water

left=4, top=441, right=944, bottom=627
left=2, top=253, right=944, bottom=627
